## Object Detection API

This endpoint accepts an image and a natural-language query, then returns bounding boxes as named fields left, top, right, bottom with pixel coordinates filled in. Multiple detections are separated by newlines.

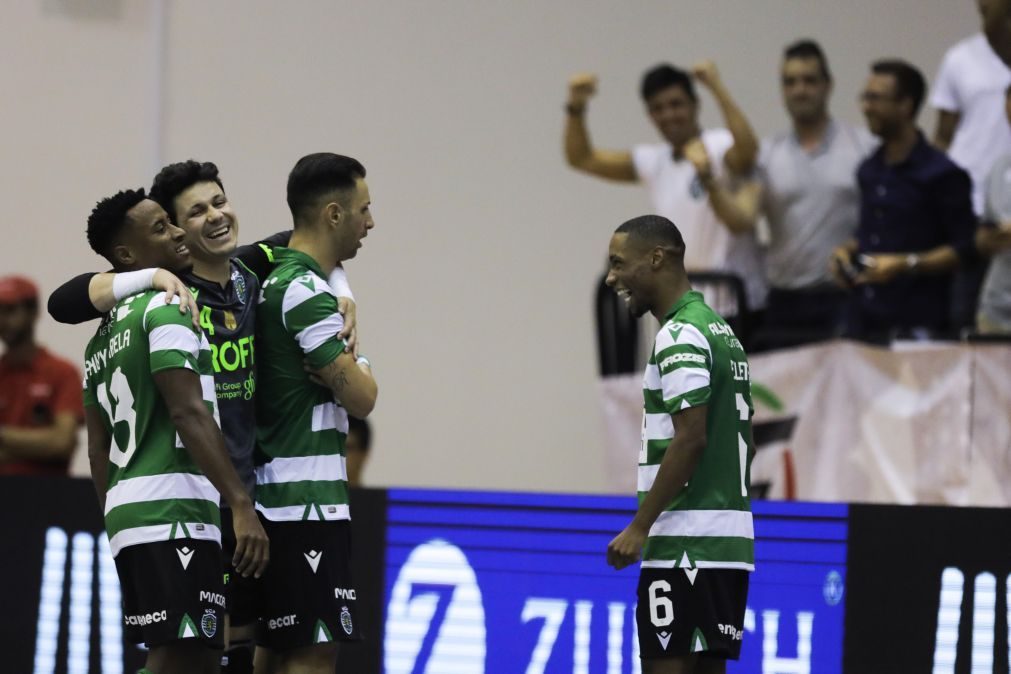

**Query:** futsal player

left=82, top=189, right=269, bottom=674
left=604, top=214, right=755, bottom=674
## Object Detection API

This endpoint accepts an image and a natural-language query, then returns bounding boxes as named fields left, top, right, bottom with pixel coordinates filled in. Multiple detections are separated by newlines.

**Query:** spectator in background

left=345, top=416, right=372, bottom=488
left=976, top=84, right=1011, bottom=334
left=0, top=276, right=82, bottom=475
left=982, top=0, right=1011, bottom=67
left=832, top=60, right=977, bottom=342
left=931, top=25, right=1011, bottom=330
left=564, top=61, right=767, bottom=314
left=932, top=28, right=1011, bottom=215
left=754, top=40, right=876, bottom=346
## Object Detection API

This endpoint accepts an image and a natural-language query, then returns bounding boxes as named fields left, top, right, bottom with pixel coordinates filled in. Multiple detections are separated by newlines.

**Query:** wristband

left=112, top=268, right=158, bottom=301
left=356, top=355, right=371, bottom=368
left=329, top=266, right=354, bottom=301
left=565, top=103, right=586, bottom=116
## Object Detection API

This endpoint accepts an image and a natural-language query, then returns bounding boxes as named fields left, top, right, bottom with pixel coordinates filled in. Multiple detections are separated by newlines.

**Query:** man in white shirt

left=930, top=31, right=1006, bottom=330
left=564, top=61, right=766, bottom=314
left=932, top=31, right=1011, bottom=215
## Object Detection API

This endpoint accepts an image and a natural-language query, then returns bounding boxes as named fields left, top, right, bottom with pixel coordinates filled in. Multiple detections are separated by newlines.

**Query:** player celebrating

left=604, top=214, right=754, bottom=674
left=253, top=153, right=377, bottom=673
left=48, top=161, right=357, bottom=674
left=82, top=189, right=269, bottom=674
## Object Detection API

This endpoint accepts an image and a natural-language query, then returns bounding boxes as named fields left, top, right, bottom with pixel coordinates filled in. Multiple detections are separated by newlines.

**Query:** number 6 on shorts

left=648, top=579, right=674, bottom=627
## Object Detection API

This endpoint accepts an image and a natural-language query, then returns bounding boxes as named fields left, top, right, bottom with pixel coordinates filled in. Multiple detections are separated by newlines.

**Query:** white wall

left=2, top=1, right=979, bottom=492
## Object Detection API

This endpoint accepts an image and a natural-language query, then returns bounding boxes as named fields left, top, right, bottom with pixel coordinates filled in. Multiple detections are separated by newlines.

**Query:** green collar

left=275, top=246, right=326, bottom=278
left=663, top=290, right=703, bottom=322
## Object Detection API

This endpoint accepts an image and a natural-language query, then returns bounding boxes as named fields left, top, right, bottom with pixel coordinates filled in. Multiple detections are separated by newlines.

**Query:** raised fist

left=567, top=73, right=598, bottom=107
left=691, top=60, right=722, bottom=89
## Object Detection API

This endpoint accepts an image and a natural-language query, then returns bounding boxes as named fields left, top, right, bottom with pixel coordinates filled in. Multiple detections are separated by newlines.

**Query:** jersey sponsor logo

left=209, top=335, right=255, bottom=374
left=656, top=630, right=672, bottom=650
left=222, top=310, right=237, bottom=331
left=659, top=352, right=706, bottom=369
left=199, top=591, right=226, bottom=608
left=267, top=614, right=298, bottom=630
left=718, top=623, right=744, bottom=641
left=334, top=587, right=357, bottom=601
left=730, top=360, right=750, bottom=382
left=215, top=372, right=255, bottom=402
left=124, top=610, right=167, bottom=626
left=200, top=609, right=218, bottom=638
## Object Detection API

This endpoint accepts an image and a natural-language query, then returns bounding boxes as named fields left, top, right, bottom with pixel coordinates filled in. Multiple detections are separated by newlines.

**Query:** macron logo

left=304, top=550, right=322, bottom=574
left=177, top=546, right=194, bottom=570
left=657, top=630, right=672, bottom=650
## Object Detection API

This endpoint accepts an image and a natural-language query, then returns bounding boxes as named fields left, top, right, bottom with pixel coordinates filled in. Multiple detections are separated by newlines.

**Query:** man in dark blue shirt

left=831, top=59, right=977, bottom=341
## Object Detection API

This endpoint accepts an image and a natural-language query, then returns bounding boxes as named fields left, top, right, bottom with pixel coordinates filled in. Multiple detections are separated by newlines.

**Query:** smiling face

left=118, top=199, right=191, bottom=270
left=646, top=84, right=699, bottom=147
left=171, top=180, right=239, bottom=263
left=861, top=72, right=907, bottom=138
left=605, top=232, right=655, bottom=318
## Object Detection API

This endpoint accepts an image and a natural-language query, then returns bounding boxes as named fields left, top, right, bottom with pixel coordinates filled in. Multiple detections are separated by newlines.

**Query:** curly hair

left=150, top=160, right=223, bottom=223
left=87, top=188, right=147, bottom=263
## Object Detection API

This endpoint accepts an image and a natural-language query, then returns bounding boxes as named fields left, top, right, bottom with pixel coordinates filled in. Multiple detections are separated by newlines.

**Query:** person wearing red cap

left=0, top=275, right=83, bottom=475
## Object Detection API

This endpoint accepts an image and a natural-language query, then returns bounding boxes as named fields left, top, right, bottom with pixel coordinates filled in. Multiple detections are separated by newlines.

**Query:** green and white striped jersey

left=82, top=292, right=221, bottom=558
left=639, top=290, right=754, bottom=571
left=255, top=247, right=350, bottom=522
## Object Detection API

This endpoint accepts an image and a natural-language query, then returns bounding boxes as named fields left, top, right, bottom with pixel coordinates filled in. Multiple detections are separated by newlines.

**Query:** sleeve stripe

left=644, top=412, right=674, bottom=440
left=142, top=292, right=182, bottom=329
left=295, top=315, right=344, bottom=354
left=662, top=367, right=710, bottom=402
left=655, top=322, right=711, bottom=360
left=149, top=324, right=199, bottom=357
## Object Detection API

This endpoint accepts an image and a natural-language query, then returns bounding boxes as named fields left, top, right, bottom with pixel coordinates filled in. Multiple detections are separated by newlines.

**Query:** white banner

left=599, top=340, right=1011, bottom=505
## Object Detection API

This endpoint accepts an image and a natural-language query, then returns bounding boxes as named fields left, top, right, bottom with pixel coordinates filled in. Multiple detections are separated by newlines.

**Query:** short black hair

left=150, top=160, right=224, bottom=224
left=615, top=214, right=685, bottom=251
left=871, top=59, right=926, bottom=117
left=784, top=39, right=832, bottom=81
left=286, top=153, right=366, bottom=224
left=640, top=64, right=697, bottom=102
left=347, top=416, right=372, bottom=453
left=87, top=189, right=148, bottom=264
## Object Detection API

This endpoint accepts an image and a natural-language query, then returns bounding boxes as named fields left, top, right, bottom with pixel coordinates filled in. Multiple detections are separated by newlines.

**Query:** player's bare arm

left=87, top=269, right=198, bottom=326
left=608, top=405, right=709, bottom=570
left=152, top=367, right=270, bottom=578
left=84, top=405, right=111, bottom=513
left=312, top=349, right=377, bottom=419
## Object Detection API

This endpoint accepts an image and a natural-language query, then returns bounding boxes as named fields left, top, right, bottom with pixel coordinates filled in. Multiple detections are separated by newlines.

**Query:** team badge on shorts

left=200, top=609, right=218, bottom=638
left=340, top=606, right=354, bottom=635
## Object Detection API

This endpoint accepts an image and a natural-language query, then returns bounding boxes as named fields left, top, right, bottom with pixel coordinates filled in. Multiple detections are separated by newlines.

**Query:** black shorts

left=254, top=517, right=362, bottom=650
left=220, top=507, right=258, bottom=627
left=636, top=566, right=749, bottom=660
left=115, top=538, right=226, bottom=649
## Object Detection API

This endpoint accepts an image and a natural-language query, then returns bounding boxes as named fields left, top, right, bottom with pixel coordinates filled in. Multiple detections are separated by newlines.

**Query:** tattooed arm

left=312, top=351, right=377, bottom=418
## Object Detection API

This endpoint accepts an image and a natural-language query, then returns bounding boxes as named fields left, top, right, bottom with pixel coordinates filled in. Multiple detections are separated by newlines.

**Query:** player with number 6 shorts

left=603, top=214, right=754, bottom=674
